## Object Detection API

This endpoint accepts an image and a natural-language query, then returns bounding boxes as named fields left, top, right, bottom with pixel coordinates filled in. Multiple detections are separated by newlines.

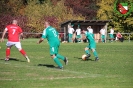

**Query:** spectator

left=87, top=26, right=93, bottom=34
left=109, top=27, right=114, bottom=42
left=100, top=26, right=106, bottom=43
left=87, top=26, right=94, bottom=37
left=116, top=32, right=124, bottom=42
left=68, top=25, right=74, bottom=43
left=75, top=27, right=81, bottom=43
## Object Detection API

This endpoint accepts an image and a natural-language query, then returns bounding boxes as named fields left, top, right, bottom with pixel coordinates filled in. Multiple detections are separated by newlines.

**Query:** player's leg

left=109, top=34, right=111, bottom=42
left=111, top=34, right=114, bottom=42
left=15, top=42, right=30, bottom=62
left=91, top=48, right=98, bottom=58
left=5, top=42, right=14, bottom=61
left=79, top=35, right=81, bottom=42
left=68, top=33, right=71, bottom=42
left=5, top=46, right=11, bottom=61
left=101, top=35, right=105, bottom=43
left=91, top=48, right=99, bottom=61
left=50, top=46, right=63, bottom=69
left=101, top=35, right=103, bottom=42
left=56, top=54, right=68, bottom=65
left=85, top=46, right=91, bottom=58
left=110, top=34, right=114, bottom=42
left=69, top=34, right=72, bottom=42
left=56, top=44, right=68, bottom=65
left=51, top=54, right=63, bottom=69
left=103, top=35, right=105, bottom=43
left=90, top=43, right=99, bottom=61
left=77, top=35, right=81, bottom=42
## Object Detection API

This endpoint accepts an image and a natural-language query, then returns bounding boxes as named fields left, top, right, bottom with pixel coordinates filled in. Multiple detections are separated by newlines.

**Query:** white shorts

left=6, top=41, right=22, bottom=49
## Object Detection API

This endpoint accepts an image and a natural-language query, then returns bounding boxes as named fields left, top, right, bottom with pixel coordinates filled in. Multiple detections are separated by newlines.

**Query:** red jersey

left=116, top=33, right=122, bottom=38
left=6, top=24, right=22, bottom=42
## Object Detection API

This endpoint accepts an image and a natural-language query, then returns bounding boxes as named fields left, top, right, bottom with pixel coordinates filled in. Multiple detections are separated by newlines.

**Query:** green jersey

left=42, top=26, right=59, bottom=45
left=85, top=31, right=95, bottom=43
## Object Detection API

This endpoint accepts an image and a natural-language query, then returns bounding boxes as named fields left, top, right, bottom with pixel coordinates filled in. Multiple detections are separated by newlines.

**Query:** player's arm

left=37, top=29, right=47, bottom=44
left=73, top=28, right=75, bottom=33
left=20, top=33, right=24, bottom=40
left=18, top=27, right=24, bottom=40
left=37, top=38, right=44, bottom=44
left=82, top=34, right=86, bottom=40
left=0, top=28, right=7, bottom=42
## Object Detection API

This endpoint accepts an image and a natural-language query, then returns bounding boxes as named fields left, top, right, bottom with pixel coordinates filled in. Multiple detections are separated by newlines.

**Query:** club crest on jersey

left=114, top=0, right=133, bottom=16
left=118, top=3, right=128, bottom=14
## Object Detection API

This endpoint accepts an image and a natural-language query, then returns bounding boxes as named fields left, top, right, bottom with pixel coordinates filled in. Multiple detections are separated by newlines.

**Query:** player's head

left=87, top=26, right=90, bottom=29
left=88, top=26, right=91, bottom=28
left=82, top=29, right=87, bottom=34
left=12, top=20, right=18, bottom=25
left=44, top=21, right=50, bottom=28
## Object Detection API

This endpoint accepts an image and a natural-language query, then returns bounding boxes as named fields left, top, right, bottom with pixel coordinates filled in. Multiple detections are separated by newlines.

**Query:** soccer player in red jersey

left=0, top=20, right=30, bottom=62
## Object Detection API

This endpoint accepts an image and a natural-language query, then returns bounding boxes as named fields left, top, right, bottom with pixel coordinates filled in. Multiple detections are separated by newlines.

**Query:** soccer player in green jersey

left=37, top=21, right=68, bottom=69
left=82, top=29, right=99, bottom=61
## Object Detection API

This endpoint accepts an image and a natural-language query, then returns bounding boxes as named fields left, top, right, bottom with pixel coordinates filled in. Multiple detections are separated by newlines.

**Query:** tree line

left=0, top=0, right=133, bottom=39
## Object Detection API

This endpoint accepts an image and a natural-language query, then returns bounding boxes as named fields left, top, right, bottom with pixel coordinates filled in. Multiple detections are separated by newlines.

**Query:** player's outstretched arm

left=37, top=38, right=44, bottom=44
left=0, top=29, right=7, bottom=42
left=20, top=33, right=24, bottom=40
left=82, top=34, right=86, bottom=40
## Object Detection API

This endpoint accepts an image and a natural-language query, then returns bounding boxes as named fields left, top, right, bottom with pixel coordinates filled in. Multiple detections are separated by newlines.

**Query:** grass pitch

left=0, top=39, right=133, bottom=88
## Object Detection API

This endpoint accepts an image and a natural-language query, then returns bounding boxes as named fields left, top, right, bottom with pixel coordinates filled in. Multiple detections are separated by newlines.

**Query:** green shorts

left=49, top=42, right=60, bottom=55
left=101, top=35, right=105, bottom=39
left=76, top=35, right=81, bottom=38
left=109, top=34, right=114, bottom=38
left=68, top=33, right=73, bottom=42
left=86, top=42, right=96, bottom=49
left=69, top=34, right=73, bottom=38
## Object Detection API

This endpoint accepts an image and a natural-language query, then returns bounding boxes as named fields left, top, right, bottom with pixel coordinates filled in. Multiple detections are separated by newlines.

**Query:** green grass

left=0, top=39, right=133, bottom=88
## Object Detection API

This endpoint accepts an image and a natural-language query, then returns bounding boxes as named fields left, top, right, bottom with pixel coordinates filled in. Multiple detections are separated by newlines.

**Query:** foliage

left=0, top=14, right=28, bottom=32
left=64, top=0, right=98, bottom=20
left=24, top=0, right=84, bottom=32
left=0, top=0, right=25, bottom=15
left=97, top=0, right=133, bottom=32
left=97, top=0, right=133, bottom=39
left=97, top=0, right=115, bottom=20
left=0, top=0, right=133, bottom=34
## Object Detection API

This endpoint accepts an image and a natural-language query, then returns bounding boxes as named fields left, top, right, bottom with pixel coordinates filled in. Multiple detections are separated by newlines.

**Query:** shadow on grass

left=38, top=64, right=55, bottom=68
left=0, top=58, right=26, bottom=62
left=74, top=57, right=95, bottom=61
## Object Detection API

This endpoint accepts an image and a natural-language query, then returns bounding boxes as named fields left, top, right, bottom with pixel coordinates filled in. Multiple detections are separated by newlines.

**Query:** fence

left=0, top=32, right=132, bottom=43
left=107, top=33, right=133, bottom=42
left=0, top=32, right=67, bottom=42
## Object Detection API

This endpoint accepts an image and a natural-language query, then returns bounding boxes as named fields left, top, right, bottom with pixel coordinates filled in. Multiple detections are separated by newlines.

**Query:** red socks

left=6, top=48, right=10, bottom=59
left=20, top=49, right=26, bottom=56
left=6, top=48, right=27, bottom=59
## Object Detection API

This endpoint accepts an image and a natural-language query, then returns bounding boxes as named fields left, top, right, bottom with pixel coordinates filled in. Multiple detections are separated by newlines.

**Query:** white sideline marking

left=0, top=62, right=102, bottom=80
left=0, top=75, right=100, bottom=81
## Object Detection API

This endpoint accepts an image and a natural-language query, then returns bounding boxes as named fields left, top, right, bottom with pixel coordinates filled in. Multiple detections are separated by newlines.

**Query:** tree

left=24, top=0, right=84, bottom=32
left=97, top=0, right=133, bottom=39
left=97, top=0, right=133, bottom=32
left=64, top=0, right=98, bottom=20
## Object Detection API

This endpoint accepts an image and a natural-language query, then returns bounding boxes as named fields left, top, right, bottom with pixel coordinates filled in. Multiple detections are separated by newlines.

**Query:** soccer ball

left=82, top=54, right=87, bottom=60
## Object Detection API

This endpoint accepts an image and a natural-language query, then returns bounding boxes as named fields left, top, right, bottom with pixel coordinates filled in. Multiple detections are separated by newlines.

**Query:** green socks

left=85, top=50, right=90, bottom=55
left=93, top=51, right=98, bottom=57
left=56, top=54, right=65, bottom=60
left=53, top=57, right=63, bottom=67
left=85, top=49, right=98, bottom=58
